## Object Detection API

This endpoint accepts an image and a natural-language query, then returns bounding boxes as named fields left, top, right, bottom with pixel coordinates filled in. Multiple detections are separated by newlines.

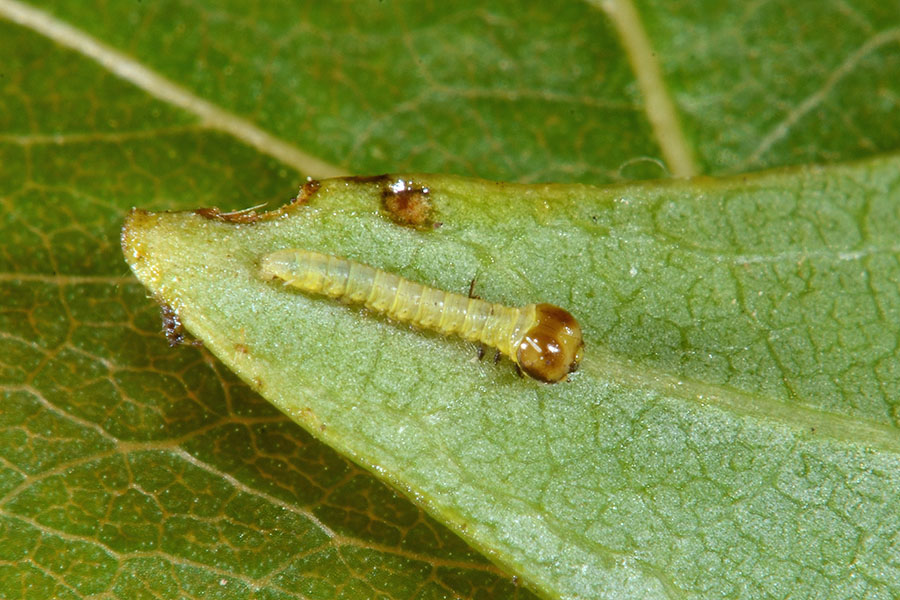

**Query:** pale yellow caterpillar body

left=259, top=249, right=584, bottom=382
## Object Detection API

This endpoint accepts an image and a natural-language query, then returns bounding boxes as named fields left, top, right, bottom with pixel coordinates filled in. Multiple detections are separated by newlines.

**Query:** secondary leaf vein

left=0, top=0, right=348, bottom=178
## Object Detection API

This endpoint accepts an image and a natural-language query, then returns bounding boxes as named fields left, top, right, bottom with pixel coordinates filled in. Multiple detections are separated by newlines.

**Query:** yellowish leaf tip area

left=260, top=249, right=584, bottom=382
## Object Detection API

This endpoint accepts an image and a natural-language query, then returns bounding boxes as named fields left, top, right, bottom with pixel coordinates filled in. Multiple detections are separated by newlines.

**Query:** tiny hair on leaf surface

left=122, top=162, right=900, bottom=600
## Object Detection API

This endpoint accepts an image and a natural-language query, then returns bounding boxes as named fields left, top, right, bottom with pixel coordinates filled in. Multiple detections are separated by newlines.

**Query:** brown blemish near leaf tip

left=159, top=303, right=202, bottom=348
left=343, top=174, right=391, bottom=185
left=193, top=179, right=322, bottom=223
left=193, top=205, right=264, bottom=224
left=381, top=178, right=433, bottom=229
left=294, top=178, right=321, bottom=205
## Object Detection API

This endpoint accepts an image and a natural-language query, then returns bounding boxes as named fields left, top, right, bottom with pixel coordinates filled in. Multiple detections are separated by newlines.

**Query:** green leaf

left=634, top=0, right=900, bottom=173
left=3, top=0, right=900, bottom=599
left=121, top=161, right=900, bottom=599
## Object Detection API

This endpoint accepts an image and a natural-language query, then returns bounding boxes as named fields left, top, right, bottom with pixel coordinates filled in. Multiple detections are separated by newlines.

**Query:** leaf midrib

left=587, top=0, right=697, bottom=177
left=585, top=348, right=900, bottom=453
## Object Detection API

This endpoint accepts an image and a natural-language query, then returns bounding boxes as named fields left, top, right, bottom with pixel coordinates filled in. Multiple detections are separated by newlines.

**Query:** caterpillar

left=259, top=249, right=584, bottom=383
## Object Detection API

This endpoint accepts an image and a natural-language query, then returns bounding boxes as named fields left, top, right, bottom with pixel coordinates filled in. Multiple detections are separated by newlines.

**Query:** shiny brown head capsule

left=515, top=303, right=584, bottom=383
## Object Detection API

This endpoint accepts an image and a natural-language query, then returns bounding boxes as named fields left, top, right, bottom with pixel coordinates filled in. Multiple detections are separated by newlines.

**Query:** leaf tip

left=120, top=207, right=155, bottom=269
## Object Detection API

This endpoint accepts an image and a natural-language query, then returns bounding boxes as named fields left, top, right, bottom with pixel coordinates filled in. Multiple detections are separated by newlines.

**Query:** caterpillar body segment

left=260, top=249, right=584, bottom=382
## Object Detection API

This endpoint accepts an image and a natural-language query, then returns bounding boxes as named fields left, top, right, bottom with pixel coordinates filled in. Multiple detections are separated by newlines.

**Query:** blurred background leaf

left=2, top=0, right=900, bottom=598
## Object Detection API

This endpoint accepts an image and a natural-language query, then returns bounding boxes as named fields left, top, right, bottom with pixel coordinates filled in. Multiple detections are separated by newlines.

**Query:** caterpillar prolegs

left=259, top=249, right=584, bottom=382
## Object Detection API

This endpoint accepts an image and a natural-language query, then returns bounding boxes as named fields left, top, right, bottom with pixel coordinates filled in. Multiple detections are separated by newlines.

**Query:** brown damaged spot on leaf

left=293, top=178, right=322, bottom=206
left=336, top=174, right=438, bottom=229
left=160, top=303, right=203, bottom=347
left=343, top=174, right=392, bottom=185
left=193, top=179, right=322, bottom=223
left=193, top=205, right=266, bottom=223
left=381, top=178, right=434, bottom=229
